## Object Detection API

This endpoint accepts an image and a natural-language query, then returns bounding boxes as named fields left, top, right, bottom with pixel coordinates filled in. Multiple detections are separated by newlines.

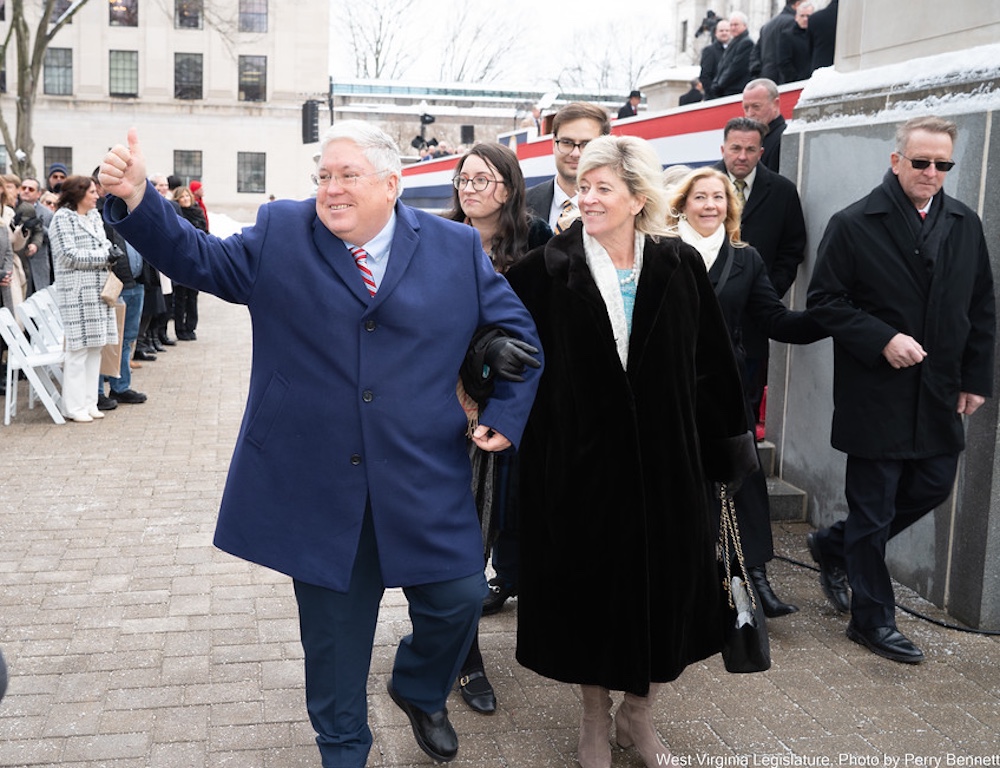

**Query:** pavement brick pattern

left=2, top=295, right=999, bottom=767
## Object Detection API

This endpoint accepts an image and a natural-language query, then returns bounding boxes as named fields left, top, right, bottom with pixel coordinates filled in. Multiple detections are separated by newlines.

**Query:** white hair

left=319, top=120, right=403, bottom=198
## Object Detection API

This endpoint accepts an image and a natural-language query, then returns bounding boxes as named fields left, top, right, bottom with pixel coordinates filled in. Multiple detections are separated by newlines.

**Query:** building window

left=175, top=0, right=202, bottom=29
left=109, top=50, right=139, bottom=97
left=238, top=0, right=267, bottom=32
left=51, top=0, right=72, bottom=23
left=237, top=152, right=265, bottom=193
left=44, top=48, right=73, bottom=96
left=680, top=20, right=688, bottom=53
left=0, top=0, right=5, bottom=22
left=174, top=53, right=203, bottom=100
left=44, top=147, right=72, bottom=179
left=174, top=150, right=203, bottom=185
left=238, top=55, right=266, bottom=102
left=109, top=0, right=138, bottom=26
left=0, top=146, right=8, bottom=174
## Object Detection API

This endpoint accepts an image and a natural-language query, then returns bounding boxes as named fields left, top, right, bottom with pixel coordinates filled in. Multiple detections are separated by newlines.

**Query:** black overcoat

left=506, top=225, right=756, bottom=695
left=807, top=174, right=995, bottom=459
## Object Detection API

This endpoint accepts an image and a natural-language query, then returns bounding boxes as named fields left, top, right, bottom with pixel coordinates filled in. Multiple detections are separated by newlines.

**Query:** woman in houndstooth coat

left=50, top=175, right=118, bottom=422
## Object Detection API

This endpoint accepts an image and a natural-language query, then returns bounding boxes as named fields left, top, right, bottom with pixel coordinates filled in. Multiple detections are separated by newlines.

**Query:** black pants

left=173, top=285, right=199, bottom=334
left=818, top=453, right=959, bottom=629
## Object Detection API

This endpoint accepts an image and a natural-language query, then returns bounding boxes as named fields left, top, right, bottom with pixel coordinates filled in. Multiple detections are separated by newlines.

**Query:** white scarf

left=583, top=229, right=645, bottom=369
left=678, top=219, right=726, bottom=272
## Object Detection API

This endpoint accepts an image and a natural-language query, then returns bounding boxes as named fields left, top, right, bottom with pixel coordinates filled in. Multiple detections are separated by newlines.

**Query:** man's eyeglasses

left=899, top=153, right=955, bottom=173
left=452, top=176, right=503, bottom=192
left=311, top=171, right=384, bottom=188
left=554, top=138, right=592, bottom=155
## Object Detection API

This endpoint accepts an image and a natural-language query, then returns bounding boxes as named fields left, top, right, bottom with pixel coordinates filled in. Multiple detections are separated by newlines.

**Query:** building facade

left=0, top=0, right=329, bottom=220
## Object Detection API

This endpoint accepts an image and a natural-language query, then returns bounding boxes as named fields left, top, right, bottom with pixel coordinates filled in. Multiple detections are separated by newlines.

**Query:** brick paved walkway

left=1, top=294, right=999, bottom=767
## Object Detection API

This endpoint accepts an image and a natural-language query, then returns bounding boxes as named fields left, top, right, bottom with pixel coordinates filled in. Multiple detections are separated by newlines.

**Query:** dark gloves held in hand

left=483, top=337, right=541, bottom=382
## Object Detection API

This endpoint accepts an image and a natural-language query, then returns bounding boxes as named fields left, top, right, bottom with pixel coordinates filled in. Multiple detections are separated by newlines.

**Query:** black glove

left=107, top=243, right=125, bottom=266
left=483, top=337, right=541, bottom=382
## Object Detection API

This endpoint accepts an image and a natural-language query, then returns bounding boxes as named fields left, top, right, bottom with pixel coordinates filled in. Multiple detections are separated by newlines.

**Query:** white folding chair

left=17, top=292, right=65, bottom=356
left=0, top=307, right=65, bottom=425
left=32, top=287, right=65, bottom=347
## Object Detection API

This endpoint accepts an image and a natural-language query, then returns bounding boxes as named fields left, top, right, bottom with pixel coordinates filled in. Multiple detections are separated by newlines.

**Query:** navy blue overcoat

left=106, top=184, right=542, bottom=590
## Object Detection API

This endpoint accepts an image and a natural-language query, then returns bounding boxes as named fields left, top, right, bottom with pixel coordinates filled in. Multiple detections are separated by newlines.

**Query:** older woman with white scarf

left=667, top=166, right=825, bottom=618
left=507, top=137, right=757, bottom=768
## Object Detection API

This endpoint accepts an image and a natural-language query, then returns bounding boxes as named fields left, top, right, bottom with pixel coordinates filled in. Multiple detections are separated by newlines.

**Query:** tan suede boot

left=577, top=685, right=612, bottom=768
left=614, top=683, right=672, bottom=767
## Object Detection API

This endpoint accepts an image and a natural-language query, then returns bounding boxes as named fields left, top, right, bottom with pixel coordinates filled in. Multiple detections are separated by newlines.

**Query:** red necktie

left=350, top=246, right=376, bottom=296
left=919, top=211, right=927, bottom=220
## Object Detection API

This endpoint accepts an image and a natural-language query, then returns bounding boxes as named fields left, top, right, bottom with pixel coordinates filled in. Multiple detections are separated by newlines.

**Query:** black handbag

left=718, top=483, right=772, bottom=673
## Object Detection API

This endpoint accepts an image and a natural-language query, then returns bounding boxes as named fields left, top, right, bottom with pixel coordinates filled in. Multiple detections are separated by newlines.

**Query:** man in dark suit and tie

left=99, top=122, right=542, bottom=768
left=525, top=102, right=611, bottom=235
left=617, top=90, right=642, bottom=119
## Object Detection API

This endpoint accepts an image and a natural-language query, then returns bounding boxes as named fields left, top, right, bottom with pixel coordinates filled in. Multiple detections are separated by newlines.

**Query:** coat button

left=362, top=390, right=374, bottom=402
left=350, top=454, right=362, bottom=465
left=365, top=319, right=376, bottom=331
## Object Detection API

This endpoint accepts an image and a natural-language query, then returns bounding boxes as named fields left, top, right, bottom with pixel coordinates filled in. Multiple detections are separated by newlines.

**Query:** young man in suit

left=525, top=102, right=611, bottom=234
left=99, top=121, right=542, bottom=767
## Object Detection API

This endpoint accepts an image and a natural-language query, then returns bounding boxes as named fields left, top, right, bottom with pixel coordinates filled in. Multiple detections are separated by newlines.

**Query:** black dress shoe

left=846, top=622, right=924, bottom=664
left=96, top=393, right=119, bottom=411
left=150, top=337, right=165, bottom=352
left=110, top=388, right=147, bottom=404
left=748, top=565, right=799, bottom=618
left=458, top=669, right=496, bottom=715
left=387, top=680, right=458, bottom=762
left=133, top=348, right=157, bottom=361
left=158, top=335, right=177, bottom=346
left=806, top=532, right=851, bottom=613
left=482, top=577, right=516, bottom=616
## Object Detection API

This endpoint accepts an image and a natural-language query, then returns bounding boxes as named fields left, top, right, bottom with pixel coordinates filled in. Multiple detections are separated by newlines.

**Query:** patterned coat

left=50, top=207, right=117, bottom=351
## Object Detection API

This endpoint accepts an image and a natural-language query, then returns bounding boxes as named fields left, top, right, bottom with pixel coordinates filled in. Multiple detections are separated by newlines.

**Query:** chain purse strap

left=718, top=482, right=758, bottom=612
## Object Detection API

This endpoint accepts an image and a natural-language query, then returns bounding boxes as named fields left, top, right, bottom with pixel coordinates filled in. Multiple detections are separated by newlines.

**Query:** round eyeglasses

left=311, top=170, right=385, bottom=188
left=453, top=176, right=504, bottom=192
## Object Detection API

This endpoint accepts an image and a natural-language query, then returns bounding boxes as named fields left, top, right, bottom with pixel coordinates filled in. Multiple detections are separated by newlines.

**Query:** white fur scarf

left=583, top=230, right=645, bottom=369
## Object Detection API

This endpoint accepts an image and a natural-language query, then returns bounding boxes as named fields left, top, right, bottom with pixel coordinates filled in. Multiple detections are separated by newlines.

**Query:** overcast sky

left=328, top=0, right=671, bottom=89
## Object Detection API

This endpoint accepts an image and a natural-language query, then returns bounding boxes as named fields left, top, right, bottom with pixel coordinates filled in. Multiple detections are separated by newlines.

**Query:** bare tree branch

left=436, top=5, right=520, bottom=84
left=336, top=0, right=419, bottom=80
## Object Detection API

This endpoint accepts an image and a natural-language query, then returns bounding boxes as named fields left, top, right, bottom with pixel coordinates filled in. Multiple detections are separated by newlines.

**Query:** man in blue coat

left=98, top=122, right=542, bottom=767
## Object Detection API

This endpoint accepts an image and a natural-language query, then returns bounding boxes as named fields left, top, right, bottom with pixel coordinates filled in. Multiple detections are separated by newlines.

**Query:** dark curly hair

left=445, top=143, right=531, bottom=273
left=57, top=175, right=96, bottom=210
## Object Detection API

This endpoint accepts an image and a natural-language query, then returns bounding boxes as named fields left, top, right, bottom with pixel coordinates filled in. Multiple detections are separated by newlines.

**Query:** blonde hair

left=666, top=167, right=746, bottom=247
left=577, top=135, right=670, bottom=238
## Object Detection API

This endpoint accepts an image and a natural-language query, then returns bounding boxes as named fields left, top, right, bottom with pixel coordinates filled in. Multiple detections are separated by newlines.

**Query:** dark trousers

left=173, top=285, right=199, bottom=333
left=818, top=453, right=959, bottom=630
left=293, top=508, right=485, bottom=768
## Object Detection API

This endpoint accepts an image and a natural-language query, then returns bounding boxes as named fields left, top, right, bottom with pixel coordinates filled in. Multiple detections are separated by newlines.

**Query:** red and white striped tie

left=350, top=246, right=377, bottom=296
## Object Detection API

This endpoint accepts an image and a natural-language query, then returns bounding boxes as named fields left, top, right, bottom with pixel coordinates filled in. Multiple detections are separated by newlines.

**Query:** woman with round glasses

left=443, top=142, right=550, bottom=716
left=506, top=136, right=756, bottom=768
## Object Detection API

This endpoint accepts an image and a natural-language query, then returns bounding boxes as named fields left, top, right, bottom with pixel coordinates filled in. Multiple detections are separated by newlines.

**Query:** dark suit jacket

left=761, top=114, right=787, bottom=173
left=714, top=30, right=754, bottom=97
left=617, top=103, right=638, bottom=119
left=808, top=0, right=838, bottom=71
left=750, top=6, right=797, bottom=82
left=700, top=40, right=726, bottom=98
left=715, top=160, right=807, bottom=357
left=679, top=87, right=704, bottom=106
left=106, top=184, right=542, bottom=592
left=779, top=24, right=812, bottom=83
left=526, top=178, right=556, bottom=225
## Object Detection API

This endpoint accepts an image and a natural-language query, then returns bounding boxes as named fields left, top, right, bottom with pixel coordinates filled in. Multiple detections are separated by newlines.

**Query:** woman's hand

left=99, top=127, right=148, bottom=212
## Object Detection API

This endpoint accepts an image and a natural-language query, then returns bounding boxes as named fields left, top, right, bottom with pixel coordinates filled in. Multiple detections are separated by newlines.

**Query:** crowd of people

left=696, top=0, right=838, bottom=104
left=0, top=161, right=209, bottom=416
left=88, top=95, right=996, bottom=768
left=1, top=44, right=987, bottom=766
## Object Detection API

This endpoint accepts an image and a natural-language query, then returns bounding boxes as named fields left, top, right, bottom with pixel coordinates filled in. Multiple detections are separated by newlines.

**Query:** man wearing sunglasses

left=806, top=116, right=995, bottom=664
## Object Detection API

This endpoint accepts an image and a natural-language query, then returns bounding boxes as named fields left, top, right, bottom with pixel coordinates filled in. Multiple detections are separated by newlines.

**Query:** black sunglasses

left=899, top=153, right=955, bottom=172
